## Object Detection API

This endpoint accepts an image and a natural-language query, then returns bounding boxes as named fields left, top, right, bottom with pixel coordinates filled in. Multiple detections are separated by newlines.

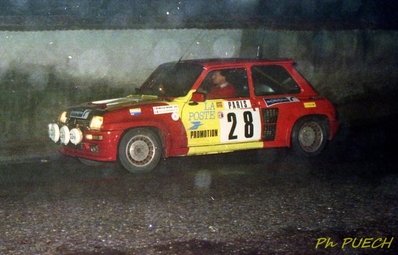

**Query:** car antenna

left=256, top=27, right=266, bottom=59
left=178, top=31, right=205, bottom=63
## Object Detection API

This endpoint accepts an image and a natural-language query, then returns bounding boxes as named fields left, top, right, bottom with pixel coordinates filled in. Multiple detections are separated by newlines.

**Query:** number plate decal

left=220, top=100, right=261, bottom=143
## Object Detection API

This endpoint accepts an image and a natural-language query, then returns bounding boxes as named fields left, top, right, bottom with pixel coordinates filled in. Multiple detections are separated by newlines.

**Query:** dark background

left=0, top=0, right=397, bottom=30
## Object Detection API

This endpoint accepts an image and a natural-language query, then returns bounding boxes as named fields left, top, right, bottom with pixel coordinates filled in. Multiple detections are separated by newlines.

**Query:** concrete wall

left=240, top=29, right=398, bottom=101
left=0, top=29, right=242, bottom=147
left=0, top=28, right=397, bottom=149
left=0, top=29, right=242, bottom=86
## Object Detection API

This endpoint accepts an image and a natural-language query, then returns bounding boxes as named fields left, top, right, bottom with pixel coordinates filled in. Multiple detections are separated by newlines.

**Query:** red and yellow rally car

left=48, top=58, right=339, bottom=173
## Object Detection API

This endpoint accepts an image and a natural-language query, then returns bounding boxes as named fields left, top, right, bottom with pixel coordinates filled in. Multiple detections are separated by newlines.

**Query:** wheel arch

left=116, top=124, right=169, bottom=160
left=287, top=114, right=329, bottom=147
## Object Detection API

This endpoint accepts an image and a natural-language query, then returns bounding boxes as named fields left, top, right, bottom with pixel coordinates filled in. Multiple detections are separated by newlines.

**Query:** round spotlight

left=48, top=123, right=60, bottom=143
left=60, top=126, right=70, bottom=145
left=69, top=128, right=83, bottom=145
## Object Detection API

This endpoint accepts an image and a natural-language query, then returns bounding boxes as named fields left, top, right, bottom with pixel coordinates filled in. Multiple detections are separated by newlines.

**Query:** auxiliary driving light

left=59, top=126, right=70, bottom=145
left=69, top=128, right=83, bottom=145
left=48, top=123, right=60, bottom=143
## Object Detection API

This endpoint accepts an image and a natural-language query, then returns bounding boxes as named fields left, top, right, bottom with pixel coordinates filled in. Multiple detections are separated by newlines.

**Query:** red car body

left=48, top=58, right=339, bottom=173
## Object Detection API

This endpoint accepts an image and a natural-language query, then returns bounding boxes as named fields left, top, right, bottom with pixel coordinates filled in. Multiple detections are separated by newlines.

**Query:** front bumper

left=48, top=123, right=123, bottom=162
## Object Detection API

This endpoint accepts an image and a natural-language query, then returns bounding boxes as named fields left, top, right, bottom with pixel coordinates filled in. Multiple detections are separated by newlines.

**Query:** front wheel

left=291, top=117, right=328, bottom=157
left=118, top=128, right=162, bottom=174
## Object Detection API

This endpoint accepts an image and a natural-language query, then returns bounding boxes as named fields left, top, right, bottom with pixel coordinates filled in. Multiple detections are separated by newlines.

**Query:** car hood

left=77, top=94, right=161, bottom=111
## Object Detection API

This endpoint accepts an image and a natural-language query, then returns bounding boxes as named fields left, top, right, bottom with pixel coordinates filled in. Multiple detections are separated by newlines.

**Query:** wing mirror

left=190, top=91, right=206, bottom=105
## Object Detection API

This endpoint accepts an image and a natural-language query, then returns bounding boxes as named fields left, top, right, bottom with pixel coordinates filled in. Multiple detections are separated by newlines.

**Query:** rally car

left=48, top=58, right=339, bottom=173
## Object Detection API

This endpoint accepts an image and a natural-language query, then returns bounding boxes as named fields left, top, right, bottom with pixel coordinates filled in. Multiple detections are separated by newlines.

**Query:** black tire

left=291, top=117, right=328, bottom=157
left=118, top=128, right=162, bottom=174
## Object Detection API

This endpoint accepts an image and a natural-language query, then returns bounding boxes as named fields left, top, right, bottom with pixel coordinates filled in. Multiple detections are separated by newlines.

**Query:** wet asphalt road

left=0, top=120, right=397, bottom=254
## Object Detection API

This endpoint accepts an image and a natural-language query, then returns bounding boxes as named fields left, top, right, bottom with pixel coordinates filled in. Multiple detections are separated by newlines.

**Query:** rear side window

left=252, top=65, right=300, bottom=96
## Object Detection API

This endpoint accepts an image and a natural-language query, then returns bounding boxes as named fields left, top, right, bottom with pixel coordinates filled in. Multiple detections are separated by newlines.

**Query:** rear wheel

left=118, top=128, right=162, bottom=174
left=292, top=117, right=328, bottom=157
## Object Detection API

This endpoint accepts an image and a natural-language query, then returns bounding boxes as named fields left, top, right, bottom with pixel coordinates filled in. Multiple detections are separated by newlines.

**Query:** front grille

left=60, top=114, right=91, bottom=131
left=67, top=118, right=90, bottom=128
left=263, top=108, right=279, bottom=141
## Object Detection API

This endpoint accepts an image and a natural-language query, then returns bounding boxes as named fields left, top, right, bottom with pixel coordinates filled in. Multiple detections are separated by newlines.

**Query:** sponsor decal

left=129, top=108, right=142, bottom=116
left=171, top=112, right=179, bottom=121
left=70, top=109, right=91, bottom=119
left=264, top=97, right=299, bottom=107
left=188, top=102, right=216, bottom=121
left=190, top=129, right=218, bottom=139
left=189, top=121, right=203, bottom=130
left=304, top=102, right=317, bottom=108
left=153, top=105, right=179, bottom=115
left=224, top=100, right=251, bottom=110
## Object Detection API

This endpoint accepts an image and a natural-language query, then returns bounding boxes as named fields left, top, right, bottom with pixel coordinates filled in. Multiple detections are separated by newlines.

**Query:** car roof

left=173, top=58, right=295, bottom=68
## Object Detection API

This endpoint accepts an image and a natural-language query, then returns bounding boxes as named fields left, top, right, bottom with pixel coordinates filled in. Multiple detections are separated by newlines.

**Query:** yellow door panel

left=181, top=98, right=263, bottom=152
left=182, top=100, right=222, bottom=147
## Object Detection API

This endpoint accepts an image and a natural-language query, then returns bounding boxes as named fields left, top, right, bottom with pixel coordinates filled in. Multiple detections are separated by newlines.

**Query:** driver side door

left=181, top=67, right=262, bottom=149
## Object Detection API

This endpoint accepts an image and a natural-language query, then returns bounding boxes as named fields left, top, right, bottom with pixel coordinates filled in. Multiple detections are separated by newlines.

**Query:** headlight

left=89, top=116, right=103, bottom=130
left=59, top=111, right=67, bottom=123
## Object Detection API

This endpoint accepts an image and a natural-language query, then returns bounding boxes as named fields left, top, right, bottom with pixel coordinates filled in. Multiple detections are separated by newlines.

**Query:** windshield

left=139, top=62, right=203, bottom=97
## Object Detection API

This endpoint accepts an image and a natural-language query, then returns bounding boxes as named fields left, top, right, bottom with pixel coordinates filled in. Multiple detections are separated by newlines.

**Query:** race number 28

left=223, top=110, right=260, bottom=142
left=227, top=111, right=254, bottom=140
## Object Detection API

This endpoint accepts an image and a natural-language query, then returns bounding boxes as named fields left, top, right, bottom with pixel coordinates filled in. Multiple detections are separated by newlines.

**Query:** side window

left=198, top=68, right=249, bottom=99
left=252, top=65, right=300, bottom=96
